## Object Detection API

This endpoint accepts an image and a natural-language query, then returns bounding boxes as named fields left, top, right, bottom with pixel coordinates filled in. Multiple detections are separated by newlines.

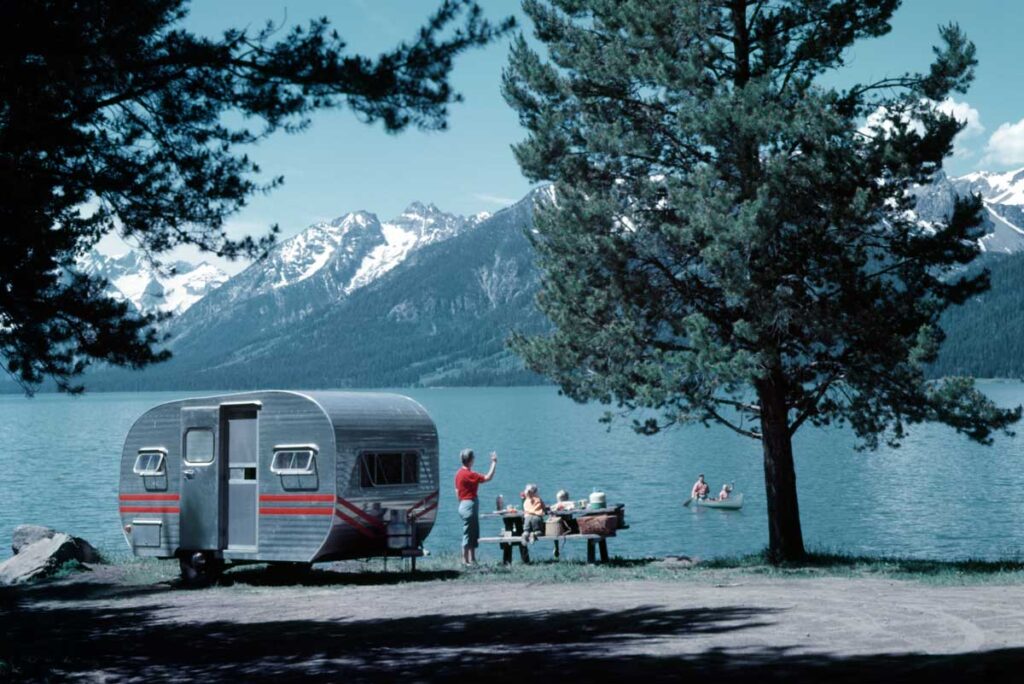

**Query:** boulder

left=0, top=534, right=84, bottom=585
left=73, top=537, right=102, bottom=564
left=11, top=525, right=102, bottom=563
left=11, top=524, right=56, bottom=555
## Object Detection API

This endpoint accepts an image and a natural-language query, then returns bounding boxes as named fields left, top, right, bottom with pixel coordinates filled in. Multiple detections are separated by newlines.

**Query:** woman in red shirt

left=455, top=448, right=497, bottom=565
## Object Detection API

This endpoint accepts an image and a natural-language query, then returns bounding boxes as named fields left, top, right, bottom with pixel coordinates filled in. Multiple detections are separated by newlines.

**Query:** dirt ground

left=3, top=563, right=1024, bottom=682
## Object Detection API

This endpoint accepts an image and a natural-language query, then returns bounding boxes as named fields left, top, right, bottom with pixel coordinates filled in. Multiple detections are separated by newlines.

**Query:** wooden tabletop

left=481, top=505, right=623, bottom=518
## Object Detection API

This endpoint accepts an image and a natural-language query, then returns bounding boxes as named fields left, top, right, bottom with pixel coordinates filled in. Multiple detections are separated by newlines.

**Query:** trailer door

left=180, top=406, right=221, bottom=550
left=224, top=406, right=259, bottom=550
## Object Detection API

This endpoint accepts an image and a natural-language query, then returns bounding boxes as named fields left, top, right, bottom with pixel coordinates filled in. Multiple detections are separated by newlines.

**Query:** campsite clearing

left=3, top=561, right=1024, bottom=681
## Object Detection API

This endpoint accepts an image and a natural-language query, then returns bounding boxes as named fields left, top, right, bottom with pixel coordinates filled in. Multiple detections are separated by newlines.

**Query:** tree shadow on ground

left=0, top=577, right=172, bottom=605
left=225, top=565, right=461, bottom=587
left=2, top=588, right=1023, bottom=683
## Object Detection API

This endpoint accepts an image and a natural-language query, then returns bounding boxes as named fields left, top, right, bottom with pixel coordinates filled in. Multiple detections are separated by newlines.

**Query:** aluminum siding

left=119, top=391, right=337, bottom=562
left=118, top=400, right=183, bottom=557
left=248, top=392, right=336, bottom=562
left=305, top=391, right=440, bottom=560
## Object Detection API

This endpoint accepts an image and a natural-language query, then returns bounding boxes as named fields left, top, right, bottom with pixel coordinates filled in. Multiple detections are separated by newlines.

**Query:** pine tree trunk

left=757, top=373, right=806, bottom=564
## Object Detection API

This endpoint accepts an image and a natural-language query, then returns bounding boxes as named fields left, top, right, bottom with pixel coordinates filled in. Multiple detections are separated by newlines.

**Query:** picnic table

left=479, top=504, right=628, bottom=564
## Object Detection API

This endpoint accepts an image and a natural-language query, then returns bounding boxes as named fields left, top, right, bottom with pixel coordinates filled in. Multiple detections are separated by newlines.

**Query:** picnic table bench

left=479, top=504, right=627, bottom=564
left=478, top=533, right=611, bottom=564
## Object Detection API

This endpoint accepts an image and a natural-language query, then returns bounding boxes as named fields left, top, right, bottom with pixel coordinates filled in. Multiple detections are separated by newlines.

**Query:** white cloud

left=935, top=98, right=984, bottom=139
left=860, top=98, right=983, bottom=160
left=984, top=118, right=1024, bottom=167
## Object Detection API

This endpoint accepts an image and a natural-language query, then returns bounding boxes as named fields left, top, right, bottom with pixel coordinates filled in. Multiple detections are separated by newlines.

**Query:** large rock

left=11, top=524, right=102, bottom=563
left=11, top=524, right=56, bottom=555
left=0, top=534, right=84, bottom=585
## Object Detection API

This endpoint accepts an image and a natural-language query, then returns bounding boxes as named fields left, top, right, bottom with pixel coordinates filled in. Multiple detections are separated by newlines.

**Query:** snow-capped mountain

left=914, top=168, right=1024, bottom=254
left=198, top=202, right=487, bottom=304
left=86, top=189, right=547, bottom=391
left=78, top=250, right=229, bottom=315
left=163, top=201, right=488, bottom=357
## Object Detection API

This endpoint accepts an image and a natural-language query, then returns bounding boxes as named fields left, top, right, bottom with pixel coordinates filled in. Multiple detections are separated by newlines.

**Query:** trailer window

left=359, top=452, right=419, bottom=487
left=184, top=429, right=214, bottom=464
left=133, top=450, right=166, bottom=476
left=271, top=449, right=316, bottom=475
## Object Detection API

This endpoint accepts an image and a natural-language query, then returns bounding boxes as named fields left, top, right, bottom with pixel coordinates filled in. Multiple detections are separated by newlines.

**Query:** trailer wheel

left=178, top=551, right=223, bottom=587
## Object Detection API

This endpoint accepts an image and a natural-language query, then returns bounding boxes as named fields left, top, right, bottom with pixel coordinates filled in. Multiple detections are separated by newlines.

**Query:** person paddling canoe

left=691, top=474, right=709, bottom=500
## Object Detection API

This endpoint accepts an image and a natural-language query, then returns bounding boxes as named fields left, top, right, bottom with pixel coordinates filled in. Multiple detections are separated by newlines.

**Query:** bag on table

left=577, top=514, right=617, bottom=537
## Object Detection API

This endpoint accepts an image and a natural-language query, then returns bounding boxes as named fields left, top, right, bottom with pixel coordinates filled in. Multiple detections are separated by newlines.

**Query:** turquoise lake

left=1, top=383, right=1023, bottom=563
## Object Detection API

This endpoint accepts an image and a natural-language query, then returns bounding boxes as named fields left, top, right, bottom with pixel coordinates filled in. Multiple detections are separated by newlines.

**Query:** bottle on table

left=496, top=494, right=504, bottom=512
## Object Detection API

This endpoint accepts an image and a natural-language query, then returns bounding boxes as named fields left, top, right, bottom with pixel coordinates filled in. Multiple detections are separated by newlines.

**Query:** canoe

left=693, top=493, right=743, bottom=510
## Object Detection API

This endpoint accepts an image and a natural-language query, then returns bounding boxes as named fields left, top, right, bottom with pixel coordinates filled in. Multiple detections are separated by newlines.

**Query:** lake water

left=2, top=383, right=1023, bottom=563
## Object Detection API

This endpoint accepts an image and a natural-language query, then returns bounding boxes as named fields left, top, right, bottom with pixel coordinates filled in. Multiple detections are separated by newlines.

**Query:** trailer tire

left=179, top=551, right=223, bottom=588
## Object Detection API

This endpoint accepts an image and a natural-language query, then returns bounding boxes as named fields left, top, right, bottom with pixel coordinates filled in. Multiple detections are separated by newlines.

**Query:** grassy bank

left=97, top=548, right=1024, bottom=590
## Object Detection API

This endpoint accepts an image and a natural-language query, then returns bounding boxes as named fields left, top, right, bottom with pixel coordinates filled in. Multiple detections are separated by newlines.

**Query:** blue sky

left=105, top=1, right=1024, bottom=270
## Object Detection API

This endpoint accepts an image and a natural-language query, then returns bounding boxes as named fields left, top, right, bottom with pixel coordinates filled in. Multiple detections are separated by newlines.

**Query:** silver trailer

left=118, top=390, right=439, bottom=583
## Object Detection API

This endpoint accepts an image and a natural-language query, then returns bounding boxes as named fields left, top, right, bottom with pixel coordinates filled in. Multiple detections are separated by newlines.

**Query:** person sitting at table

left=549, top=489, right=574, bottom=511
left=522, top=483, right=546, bottom=543
left=691, top=473, right=709, bottom=500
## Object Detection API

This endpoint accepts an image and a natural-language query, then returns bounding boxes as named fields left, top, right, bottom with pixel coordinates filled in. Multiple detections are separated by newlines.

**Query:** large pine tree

left=504, top=0, right=1020, bottom=562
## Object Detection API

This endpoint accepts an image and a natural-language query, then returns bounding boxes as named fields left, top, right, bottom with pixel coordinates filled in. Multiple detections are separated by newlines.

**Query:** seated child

left=549, top=489, right=574, bottom=511
left=716, top=483, right=733, bottom=501
left=522, top=483, right=546, bottom=542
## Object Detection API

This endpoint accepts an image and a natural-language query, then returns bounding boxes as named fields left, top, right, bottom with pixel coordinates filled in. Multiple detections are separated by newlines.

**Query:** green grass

left=109, top=556, right=181, bottom=585
left=214, top=549, right=1024, bottom=587
left=41, top=548, right=1024, bottom=589
left=339, top=548, right=1024, bottom=586
left=697, top=548, right=1024, bottom=584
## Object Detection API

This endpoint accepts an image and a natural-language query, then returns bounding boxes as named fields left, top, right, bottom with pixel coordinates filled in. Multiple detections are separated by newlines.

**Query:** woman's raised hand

left=489, top=451, right=498, bottom=463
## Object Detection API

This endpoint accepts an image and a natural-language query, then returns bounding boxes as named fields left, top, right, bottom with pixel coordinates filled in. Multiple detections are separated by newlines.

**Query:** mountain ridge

left=59, top=171, right=1024, bottom=390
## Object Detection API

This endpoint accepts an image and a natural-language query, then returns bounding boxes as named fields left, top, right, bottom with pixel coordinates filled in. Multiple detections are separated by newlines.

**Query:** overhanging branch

left=708, top=407, right=762, bottom=440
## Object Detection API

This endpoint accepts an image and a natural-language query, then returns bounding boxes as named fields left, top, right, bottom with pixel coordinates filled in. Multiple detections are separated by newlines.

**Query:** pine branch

left=707, top=407, right=763, bottom=440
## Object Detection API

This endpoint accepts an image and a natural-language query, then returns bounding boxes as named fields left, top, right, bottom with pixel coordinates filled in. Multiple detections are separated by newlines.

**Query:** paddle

left=683, top=496, right=693, bottom=507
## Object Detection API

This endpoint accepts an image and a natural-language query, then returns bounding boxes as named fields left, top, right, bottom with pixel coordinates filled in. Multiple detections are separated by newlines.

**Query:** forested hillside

left=934, top=253, right=1024, bottom=379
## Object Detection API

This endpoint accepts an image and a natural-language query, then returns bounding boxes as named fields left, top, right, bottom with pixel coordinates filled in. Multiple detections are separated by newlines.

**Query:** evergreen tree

left=0, top=0, right=510, bottom=392
left=504, top=0, right=1020, bottom=562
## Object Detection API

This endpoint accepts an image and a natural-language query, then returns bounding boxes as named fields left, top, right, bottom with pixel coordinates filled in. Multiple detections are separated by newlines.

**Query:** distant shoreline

left=2, top=377, right=1021, bottom=396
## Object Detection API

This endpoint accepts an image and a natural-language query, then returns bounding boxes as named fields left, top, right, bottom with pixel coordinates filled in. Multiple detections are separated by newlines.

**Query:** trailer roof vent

left=271, top=446, right=317, bottom=476
left=133, top=448, right=167, bottom=476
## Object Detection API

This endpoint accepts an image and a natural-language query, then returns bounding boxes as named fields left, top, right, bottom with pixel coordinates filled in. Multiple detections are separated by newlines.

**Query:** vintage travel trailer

left=118, top=390, right=439, bottom=583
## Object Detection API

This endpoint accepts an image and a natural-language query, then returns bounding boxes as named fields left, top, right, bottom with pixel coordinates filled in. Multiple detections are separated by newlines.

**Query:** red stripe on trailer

left=119, top=506, right=179, bottom=514
left=259, top=507, right=334, bottom=516
left=335, top=497, right=387, bottom=530
left=258, top=494, right=334, bottom=502
left=409, top=490, right=439, bottom=512
left=410, top=501, right=438, bottom=520
left=119, top=493, right=180, bottom=501
left=334, top=509, right=378, bottom=538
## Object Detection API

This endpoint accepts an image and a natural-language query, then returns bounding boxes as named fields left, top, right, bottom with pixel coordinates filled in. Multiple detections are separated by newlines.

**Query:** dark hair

left=460, top=448, right=475, bottom=466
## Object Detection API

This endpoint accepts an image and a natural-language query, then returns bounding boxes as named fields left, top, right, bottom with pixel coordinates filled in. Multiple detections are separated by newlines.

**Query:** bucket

left=589, top=490, right=606, bottom=510
left=545, top=517, right=568, bottom=537
left=386, top=511, right=415, bottom=549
